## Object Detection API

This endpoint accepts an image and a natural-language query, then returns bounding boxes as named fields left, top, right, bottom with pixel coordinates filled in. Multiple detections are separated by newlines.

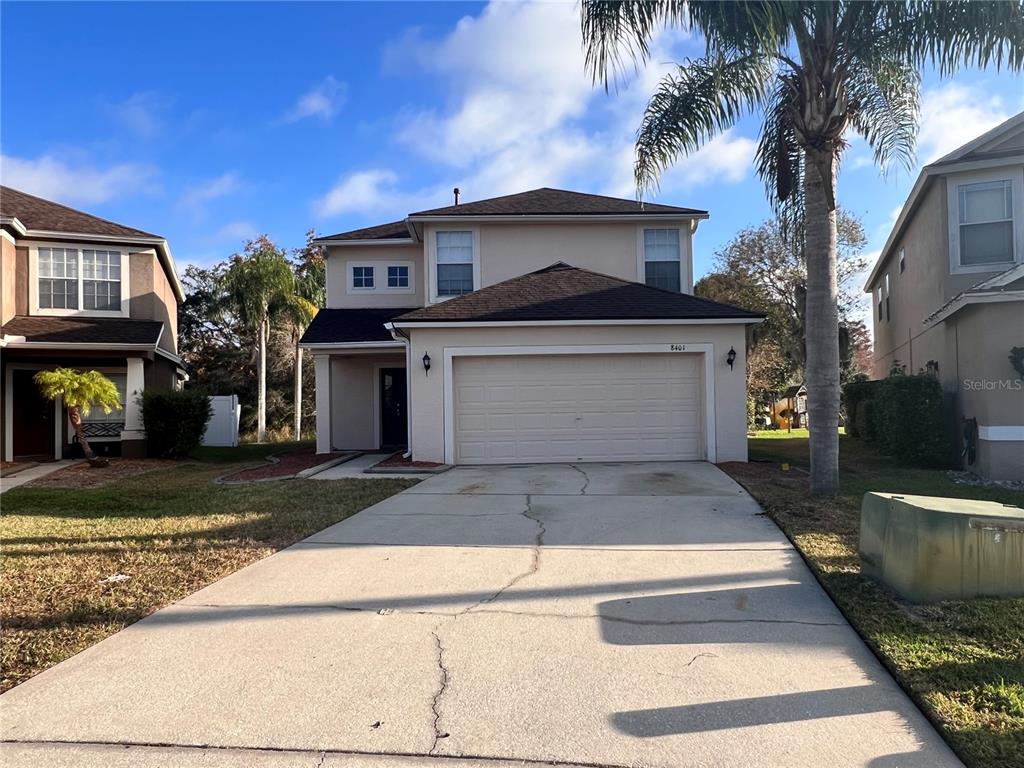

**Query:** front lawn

left=720, top=433, right=1024, bottom=768
left=0, top=444, right=415, bottom=692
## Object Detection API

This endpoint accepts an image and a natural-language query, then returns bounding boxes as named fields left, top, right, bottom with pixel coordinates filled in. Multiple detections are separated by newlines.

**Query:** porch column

left=314, top=354, right=333, bottom=454
left=121, top=357, right=146, bottom=455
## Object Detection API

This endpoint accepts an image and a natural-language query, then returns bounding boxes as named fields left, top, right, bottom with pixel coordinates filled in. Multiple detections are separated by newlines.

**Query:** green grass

left=0, top=445, right=416, bottom=692
left=721, top=433, right=1024, bottom=768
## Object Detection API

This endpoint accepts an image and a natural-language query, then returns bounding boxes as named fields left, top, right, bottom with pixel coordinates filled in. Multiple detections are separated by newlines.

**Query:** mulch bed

left=24, top=459, right=178, bottom=489
left=0, top=462, right=38, bottom=478
left=373, top=452, right=446, bottom=469
left=219, top=447, right=351, bottom=482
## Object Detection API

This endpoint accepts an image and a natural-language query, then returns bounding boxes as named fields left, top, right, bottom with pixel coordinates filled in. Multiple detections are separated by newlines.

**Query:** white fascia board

left=298, top=340, right=404, bottom=350
left=154, top=346, right=184, bottom=365
left=391, top=317, right=763, bottom=329
left=2, top=341, right=157, bottom=352
left=925, top=290, right=1024, bottom=326
left=0, top=216, right=27, bottom=236
left=406, top=213, right=710, bottom=224
left=931, top=112, right=1024, bottom=165
left=319, top=238, right=417, bottom=247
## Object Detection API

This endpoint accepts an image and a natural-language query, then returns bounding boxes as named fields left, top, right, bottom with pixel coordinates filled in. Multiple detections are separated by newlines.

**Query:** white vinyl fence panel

left=202, top=395, right=241, bottom=447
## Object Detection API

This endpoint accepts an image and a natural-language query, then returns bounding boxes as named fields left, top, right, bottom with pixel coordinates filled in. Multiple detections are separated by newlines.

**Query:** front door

left=379, top=368, right=407, bottom=449
left=12, top=369, right=55, bottom=460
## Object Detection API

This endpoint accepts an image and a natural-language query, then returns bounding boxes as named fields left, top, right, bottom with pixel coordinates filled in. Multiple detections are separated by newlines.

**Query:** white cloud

left=917, top=83, right=1010, bottom=163
left=110, top=91, right=170, bottom=137
left=0, top=153, right=158, bottom=205
left=210, top=220, right=257, bottom=244
left=179, top=171, right=241, bottom=208
left=284, top=76, right=347, bottom=123
left=314, top=169, right=429, bottom=218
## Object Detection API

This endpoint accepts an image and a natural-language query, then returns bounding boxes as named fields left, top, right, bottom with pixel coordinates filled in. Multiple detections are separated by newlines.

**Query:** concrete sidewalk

left=0, top=462, right=961, bottom=767
left=0, top=460, right=79, bottom=494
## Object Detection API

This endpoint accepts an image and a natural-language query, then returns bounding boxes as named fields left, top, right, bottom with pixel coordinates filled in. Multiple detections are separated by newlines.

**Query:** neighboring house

left=864, top=113, right=1024, bottom=480
left=301, top=187, right=763, bottom=465
left=1, top=186, right=185, bottom=461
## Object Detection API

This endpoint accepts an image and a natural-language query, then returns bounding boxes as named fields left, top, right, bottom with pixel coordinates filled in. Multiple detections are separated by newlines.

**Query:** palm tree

left=222, top=236, right=296, bottom=443
left=581, top=1, right=1023, bottom=494
left=289, top=232, right=326, bottom=440
left=34, top=368, right=121, bottom=467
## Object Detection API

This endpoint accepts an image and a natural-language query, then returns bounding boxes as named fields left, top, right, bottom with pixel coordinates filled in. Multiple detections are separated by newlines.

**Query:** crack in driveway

left=428, top=627, right=451, bottom=754
left=466, top=495, right=545, bottom=612
left=569, top=464, right=591, bottom=494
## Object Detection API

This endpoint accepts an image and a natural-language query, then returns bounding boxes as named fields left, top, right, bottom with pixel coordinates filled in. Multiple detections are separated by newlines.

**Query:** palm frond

left=845, top=54, right=920, bottom=175
left=635, top=54, right=774, bottom=194
left=899, top=0, right=1024, bottom=74
left=755, top=78, right=804, bottom=214
left=581, top=0, right=687, bottom=87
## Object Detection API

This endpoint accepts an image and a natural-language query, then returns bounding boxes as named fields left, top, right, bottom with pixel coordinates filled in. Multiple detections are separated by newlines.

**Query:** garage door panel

left=453, top=353, right=705, bottom=464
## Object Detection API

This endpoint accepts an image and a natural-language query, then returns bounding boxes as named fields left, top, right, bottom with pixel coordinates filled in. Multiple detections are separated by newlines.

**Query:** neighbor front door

left=379, top=368, right=407, bottom=449
left=12, top=369, right=55, bottom=460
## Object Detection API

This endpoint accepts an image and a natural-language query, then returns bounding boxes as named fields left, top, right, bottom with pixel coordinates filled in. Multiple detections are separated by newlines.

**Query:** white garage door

left=453, top=353, right=704, bottom=464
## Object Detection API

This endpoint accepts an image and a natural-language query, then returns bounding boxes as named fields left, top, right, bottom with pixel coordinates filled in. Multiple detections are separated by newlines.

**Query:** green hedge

left=842, top=379, right=882, bottom=438
left=141, top=389, right=212, bottom=459
left=847, top=375, right=952, bottom=467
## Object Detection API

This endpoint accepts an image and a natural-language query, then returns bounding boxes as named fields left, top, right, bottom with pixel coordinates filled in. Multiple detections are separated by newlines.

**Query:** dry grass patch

left=1, top=447, right=416, bottom=691
left=720, top=435, right=1024, bottom=768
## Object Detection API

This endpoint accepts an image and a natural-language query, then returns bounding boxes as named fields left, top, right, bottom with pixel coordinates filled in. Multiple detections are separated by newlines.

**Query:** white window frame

left=382, top=261, right=415, bottom=294
left=347, top=263, right=377, bottom=292
left=947, top=167, right=1024, bottom=275
left=427, top=226, right=480, bottom=304
left=884, top=273, right=891, bottom=322
left=28, top=243, right=130, bottom=318
left=636, top=225, right=691, bottom=293
left=75, top=369, right=128, bottom=443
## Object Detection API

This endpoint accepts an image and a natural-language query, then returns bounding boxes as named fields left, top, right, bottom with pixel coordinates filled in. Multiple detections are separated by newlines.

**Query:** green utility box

left=860, top=492, right=1024, bottom=603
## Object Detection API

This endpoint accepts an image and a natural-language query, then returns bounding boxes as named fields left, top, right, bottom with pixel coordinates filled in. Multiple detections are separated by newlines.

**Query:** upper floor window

left=957, top=179, right=1014, bottom=266
left=37, top=246, right=124, bottom=314
left=352, top=265, right=374, bottom=289
left=387, top=265, right=409, bottom=288
left=876, top=285, right=884, bottom=322
left=436, top=231, right=474, bottom=297
left=884, top=273, right=891, bottom=321
left=643, top=229, right=681, bottom=292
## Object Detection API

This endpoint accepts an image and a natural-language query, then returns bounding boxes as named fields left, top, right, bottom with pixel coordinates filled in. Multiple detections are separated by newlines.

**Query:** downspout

left=385, top=322, right=413, bottom=459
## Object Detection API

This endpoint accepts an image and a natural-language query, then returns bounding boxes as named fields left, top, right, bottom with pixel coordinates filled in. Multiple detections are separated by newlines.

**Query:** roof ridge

left=0, top=185, right=161, bottom=239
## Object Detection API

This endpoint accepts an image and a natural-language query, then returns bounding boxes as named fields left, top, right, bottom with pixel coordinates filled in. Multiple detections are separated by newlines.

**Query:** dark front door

left=12, top=369, right=55, bottom=460
left=380, top=368, right=407, bottom=449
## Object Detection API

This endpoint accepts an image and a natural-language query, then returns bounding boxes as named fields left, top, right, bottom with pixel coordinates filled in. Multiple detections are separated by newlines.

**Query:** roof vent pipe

left=453, top=187, right=460, bottom=205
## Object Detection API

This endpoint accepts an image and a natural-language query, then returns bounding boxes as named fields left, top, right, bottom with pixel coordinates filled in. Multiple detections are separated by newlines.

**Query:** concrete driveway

left=1, top=462, right=960, bottom=768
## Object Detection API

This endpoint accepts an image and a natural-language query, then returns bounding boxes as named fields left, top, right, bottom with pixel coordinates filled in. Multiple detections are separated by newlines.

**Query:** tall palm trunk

left=803, top=147, right=840, bottom=495
left=293, top=336, right=303, bottom=440
left=257, top=317, right=267, bottom=443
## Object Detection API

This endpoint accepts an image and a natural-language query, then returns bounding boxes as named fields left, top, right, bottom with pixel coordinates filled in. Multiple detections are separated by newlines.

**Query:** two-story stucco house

left=1, top=186, right=185, bottom=461
left=300, top=187, right=763, bottom=465
left=864, top=113, right=1024, bottom=480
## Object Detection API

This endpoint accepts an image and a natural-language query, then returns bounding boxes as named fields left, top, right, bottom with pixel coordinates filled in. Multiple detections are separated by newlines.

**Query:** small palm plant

left=34, top=368, right=121, bottom=467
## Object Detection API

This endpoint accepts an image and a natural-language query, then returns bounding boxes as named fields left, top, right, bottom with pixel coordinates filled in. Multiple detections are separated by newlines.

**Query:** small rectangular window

left=884, top=274, right=891, bottom=322
left=898, top=248, right=906, bottom=274
left=352, top=265, right=374, bottom=289
left=876, top=287, right=884, bottom=321
left=958, top=180, right=1014, bottom=266
left=387, top=265, right=409, bottom=288
left=38, top=247, right=79, bottom=309
left=436, top=231, right=473, bottom=296
left=643, top=229, right=681, bottom=292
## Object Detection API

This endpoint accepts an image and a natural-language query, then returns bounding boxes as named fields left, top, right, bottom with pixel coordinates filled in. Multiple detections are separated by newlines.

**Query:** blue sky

left=3, top=1, right=1021, bottom=302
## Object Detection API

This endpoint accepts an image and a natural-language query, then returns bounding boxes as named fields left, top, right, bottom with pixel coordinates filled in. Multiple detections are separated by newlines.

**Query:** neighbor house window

left=387, top=265, right=409, bottom=288
left=876, top=286, right=884, bottom=321
left=352, top=265, right=374, bottom=289
left=82, top=250, right=121, bottom=311
left=884, top=273, right=891, bottom=322
left=958, top=179, right=1014, bottom=266
left=38, top=247, right=79, bottom=309
left=436, top=231, right=473, bottom=296
left=898, top=248, right=906, bottom=274
left=643, top=229, right=681, bottom=292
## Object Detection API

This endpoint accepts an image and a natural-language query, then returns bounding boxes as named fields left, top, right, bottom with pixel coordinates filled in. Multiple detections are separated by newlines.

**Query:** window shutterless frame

left=28, top=243, right=130, bottom=318
left=947, top=167, right=1024, bottom=275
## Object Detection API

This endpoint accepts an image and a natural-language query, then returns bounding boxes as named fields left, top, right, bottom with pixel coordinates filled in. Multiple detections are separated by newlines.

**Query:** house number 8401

left=669, top=344, right=685, bottom=352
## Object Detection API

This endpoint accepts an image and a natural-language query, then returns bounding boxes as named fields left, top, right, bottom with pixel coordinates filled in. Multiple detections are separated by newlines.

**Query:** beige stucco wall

left=15, top=246, right=28, bottom=315
left=128, top=251, right=178, bottom=354
left=1, top=236, right=15, bottom=324
left=325, top=244, right=424, bottom=309
left=328, top=353, right=406, bottom=449
left=403, top=323, right=749, bottom=465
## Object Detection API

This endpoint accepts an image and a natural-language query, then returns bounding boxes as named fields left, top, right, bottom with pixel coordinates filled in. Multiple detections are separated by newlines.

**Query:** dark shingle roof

left=300, top=307, right=418, bottom=345
left=317, top=220, right=412, bottom=242
left=1, top=316, right=164, bottom=345
left=0, top=186, right=160, bottom=239
left=410, top=187, right=706, bottom=217
left=395, top=264, right=763, bottom=323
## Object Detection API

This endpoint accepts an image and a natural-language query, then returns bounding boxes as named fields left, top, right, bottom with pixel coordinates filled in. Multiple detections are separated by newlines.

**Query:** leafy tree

left=34, top=368, right=121, bottom=467
left=288, top=230, right=327, bottom=439
left=581, top=0, right=1024, bottom=494
left=221, top=236, right=298, bottom=442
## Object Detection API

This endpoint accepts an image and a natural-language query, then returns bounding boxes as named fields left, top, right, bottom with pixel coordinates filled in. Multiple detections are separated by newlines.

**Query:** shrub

left=855, top=399, right=877, bottom=442
left=842, top=379, right=882, bottom=438
left=872, top=374, right=952, bottom=467
left=141, top=389, right=212, bottom=458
